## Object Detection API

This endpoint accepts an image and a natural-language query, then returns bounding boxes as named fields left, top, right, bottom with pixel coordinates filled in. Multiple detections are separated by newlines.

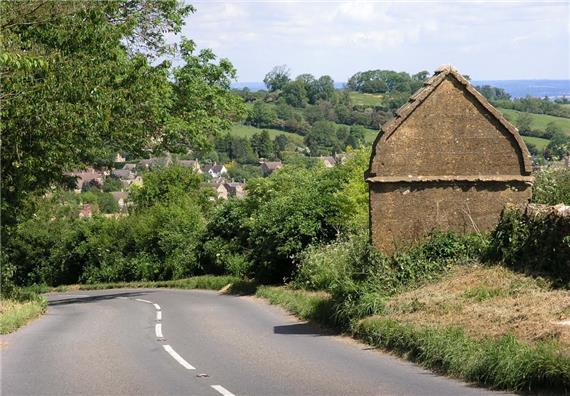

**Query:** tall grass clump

left=355, top=317, right=570, bottom=392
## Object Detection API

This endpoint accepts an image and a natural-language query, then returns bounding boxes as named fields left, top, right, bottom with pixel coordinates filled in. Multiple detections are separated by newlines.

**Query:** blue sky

left=178, top=1, right=570, bottom=82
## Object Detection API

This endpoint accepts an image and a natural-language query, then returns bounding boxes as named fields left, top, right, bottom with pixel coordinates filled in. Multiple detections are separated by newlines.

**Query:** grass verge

left=355, top=318, right=569, bottom=392
left=0, top=297, right=47, bottom=334
left=253, top=270, right=570, bottom=393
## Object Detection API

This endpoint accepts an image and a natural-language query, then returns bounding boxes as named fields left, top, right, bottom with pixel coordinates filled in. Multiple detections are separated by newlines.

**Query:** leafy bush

left=488, top=206, right=570, bottom=287
left=294, top=230, right=487, bottom=329
left=533, top=168, right=570, bottom=205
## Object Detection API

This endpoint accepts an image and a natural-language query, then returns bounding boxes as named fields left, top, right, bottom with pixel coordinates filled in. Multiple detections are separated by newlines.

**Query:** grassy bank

left=0, top=297, right=47, bottom=334
left=255, top=264, right=570, bottom=393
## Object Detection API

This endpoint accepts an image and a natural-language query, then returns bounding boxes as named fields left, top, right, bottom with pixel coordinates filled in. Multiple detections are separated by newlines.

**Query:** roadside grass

left=0, top=298, right=47, bottom=334
left=499, top=108, right=570, bottom=135
left=383, top=265, right=570, bottom=352
left=255, top=286, right=336, bottom=327
left=253, top=264, right=570, bottom=393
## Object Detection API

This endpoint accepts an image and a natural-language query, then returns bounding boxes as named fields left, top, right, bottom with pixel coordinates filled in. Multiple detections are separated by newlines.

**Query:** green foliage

left=1, top=0, right=242, bottom=229
left=263, top=65, right=291, bottom=92
left=532, top=168, right=570, bottom=205
left=488, top=206, right=570, bottom=287
left=102, top=177, right=124, bottom=192
left=294, top=230, right=487, bottom=329
left=130, top=165, right=210, bottom=210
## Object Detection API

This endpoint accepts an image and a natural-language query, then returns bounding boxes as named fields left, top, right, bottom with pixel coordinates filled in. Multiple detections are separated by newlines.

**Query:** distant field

left=350, top=92, right=383, bottom=106
left=229, top=124, right=305, bottom=145
left=498, top=108, right=570, bottom=136
left=522, top=136, right=550, bottom=152
left=363, top=127, right=379, bottom=143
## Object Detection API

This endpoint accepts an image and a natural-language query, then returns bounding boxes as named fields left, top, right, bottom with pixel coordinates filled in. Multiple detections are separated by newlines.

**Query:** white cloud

left=183, top=1, right=570, bottom=80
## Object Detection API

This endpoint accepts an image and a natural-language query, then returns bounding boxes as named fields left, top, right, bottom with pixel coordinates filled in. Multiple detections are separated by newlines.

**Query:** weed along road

left=1, top=289, right=506, bottom=396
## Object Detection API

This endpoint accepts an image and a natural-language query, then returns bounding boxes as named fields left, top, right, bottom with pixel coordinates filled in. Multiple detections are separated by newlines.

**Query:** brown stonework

left=366, top=65, right=533, bottom=254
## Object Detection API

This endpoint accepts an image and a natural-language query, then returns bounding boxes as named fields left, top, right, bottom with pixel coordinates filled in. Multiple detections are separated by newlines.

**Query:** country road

left=1, top=289, right=506, bottom=396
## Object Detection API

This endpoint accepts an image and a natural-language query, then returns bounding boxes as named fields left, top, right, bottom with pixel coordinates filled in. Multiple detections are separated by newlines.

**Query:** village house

left=114, top=153, right=126, bottom=163
left=122, top=163, right=136, bottom=171
left=66, top=169, right=104, bottom=193
left=138, top=156, right=172, bottom=170
left=111, top=168, right=135, bottom=180
left=202, top=164, right=227, bottom=178
left=260, top=161, right=283, bottom=176
left=224, top=182, right=246, bottom=199
left=110, top=191, right=129, bottom=212
left=208, top=179, right=229, bottom=200
left=178, top=160, right=202, bottom=174
left=318, top=156, right=336, bottom=168
left=366, top=65, right=533, bottom=254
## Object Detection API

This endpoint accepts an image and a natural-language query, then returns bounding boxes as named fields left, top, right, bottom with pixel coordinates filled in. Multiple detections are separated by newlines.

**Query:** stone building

left=366, top=65, right=533, bottom=254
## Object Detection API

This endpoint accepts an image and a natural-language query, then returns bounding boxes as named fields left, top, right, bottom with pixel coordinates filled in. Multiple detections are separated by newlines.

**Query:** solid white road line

left=156, top=311, right=162, bottom=321
left=135, top=298, right=153, bottom=304
left=211, top=385, right=235, bottom=396
left=155, top=323, right=163, bottom=338
left=153, top=303, right=161, bottom=310
left=163, top=345, right=196, bottom=370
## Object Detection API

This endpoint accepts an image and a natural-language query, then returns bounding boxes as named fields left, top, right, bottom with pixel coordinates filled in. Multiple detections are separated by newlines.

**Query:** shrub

left=533, top=168, right=570, bottom=205
left=488, top=205, right=570, bottom=287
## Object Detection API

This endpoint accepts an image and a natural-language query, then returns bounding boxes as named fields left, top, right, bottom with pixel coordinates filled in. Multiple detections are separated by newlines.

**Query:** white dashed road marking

left=163, top=345, right=196, bottom=370
left=134, top=296, right=234, bottom=394
left=211, top=385, right=236, bottom=396
left=155, top=323, right=163, bottom=338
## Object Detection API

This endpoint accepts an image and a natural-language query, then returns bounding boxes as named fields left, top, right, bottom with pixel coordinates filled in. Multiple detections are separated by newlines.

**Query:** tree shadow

left=47, top=291, right=154, bottom=306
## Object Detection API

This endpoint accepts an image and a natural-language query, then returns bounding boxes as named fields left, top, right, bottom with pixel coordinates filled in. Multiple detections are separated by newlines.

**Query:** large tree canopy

left=0, top=1, right=244, bottom=225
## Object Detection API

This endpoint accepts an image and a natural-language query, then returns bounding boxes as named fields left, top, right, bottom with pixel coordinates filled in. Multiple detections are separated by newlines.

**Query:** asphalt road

left=1, top=289, right=507, bottom=396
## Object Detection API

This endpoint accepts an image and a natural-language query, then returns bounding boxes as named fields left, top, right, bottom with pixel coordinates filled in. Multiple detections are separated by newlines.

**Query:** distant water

left=232, top=80, right=570, bottom=99
left=472, top=80, right=570, bottom=99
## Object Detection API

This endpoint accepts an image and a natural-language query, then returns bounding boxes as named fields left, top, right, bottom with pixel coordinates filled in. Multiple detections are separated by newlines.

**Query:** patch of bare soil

left=385, top=264, right=570, bottom=352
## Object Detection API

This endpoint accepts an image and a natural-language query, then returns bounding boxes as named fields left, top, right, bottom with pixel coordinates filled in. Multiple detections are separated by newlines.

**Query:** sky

left=177, top=0, right=570, bottom=82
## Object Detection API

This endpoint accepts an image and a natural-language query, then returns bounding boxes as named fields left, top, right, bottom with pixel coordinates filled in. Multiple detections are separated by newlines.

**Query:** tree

left=248, top=101, right=277, bottom=128
left=230, top=137, right=257, bottom=164
left=544, top=132, right=570, bottom=161
left=282, top=80, right=308, bottom=107
left=1, top=1, right=242, bottom=227
left=545, top=122, right=562, bottom=136
left=516, top=113, right=533, bottom=132
left=263, top=65, right=291, bottom=92
left=304, top=121, right=340, bottom=156
left=251, top=130, right=274, bottom=159
left=274, top=135, right=289, bottom=152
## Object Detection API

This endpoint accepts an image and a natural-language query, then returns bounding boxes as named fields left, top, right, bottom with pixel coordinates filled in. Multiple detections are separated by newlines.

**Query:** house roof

left=376, top=65, right=532, bottom=174
left=112, top=169, right=134, bottom=179
left=179, top=160, right=200, bottom=168
left=261, top=161, right=283, bottom=170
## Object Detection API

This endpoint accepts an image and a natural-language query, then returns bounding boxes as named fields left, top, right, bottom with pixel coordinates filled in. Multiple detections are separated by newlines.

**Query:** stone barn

left=366, top=65, right=533, bottom=254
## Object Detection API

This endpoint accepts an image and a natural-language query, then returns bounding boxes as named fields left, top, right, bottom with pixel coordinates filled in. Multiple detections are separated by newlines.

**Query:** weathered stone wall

left=369, top=78, right=527, bottom=177
left=369, top=181, right=532, bottom=254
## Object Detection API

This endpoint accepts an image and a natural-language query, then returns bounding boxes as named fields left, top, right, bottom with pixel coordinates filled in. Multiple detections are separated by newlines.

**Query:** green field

left=229, top=124, right=305, bottom=145
left=498, top=108, right=570, bottom=136
left=349, top=92, right=383, bottom=106
left=522, top=136, right=550, bottom=151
